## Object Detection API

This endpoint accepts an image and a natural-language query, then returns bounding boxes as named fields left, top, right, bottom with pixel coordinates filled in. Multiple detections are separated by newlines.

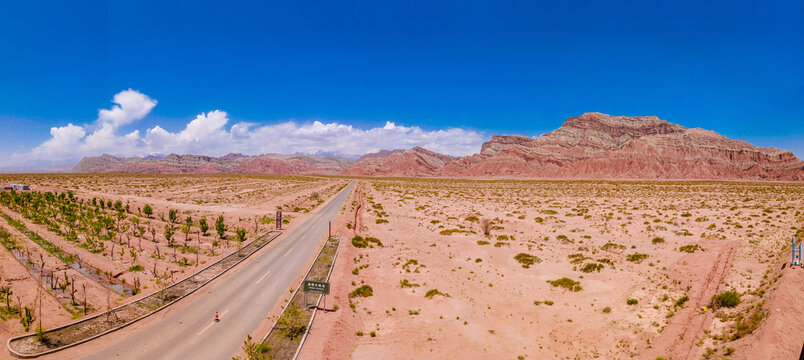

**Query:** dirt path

left=647, top=241, right=737, bottom=359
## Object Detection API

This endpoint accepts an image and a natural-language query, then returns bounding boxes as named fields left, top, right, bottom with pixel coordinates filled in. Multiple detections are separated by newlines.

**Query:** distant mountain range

left=73, top=113, right=804, bottom=181
left=72, top=153, right=354, bottom=175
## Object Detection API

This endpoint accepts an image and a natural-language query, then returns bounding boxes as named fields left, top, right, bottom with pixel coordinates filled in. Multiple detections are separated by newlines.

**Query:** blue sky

left=0, top=1, right=801, bottom=167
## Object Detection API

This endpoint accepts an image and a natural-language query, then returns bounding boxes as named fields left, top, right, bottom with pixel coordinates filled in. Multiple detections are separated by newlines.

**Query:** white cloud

left=97, top=89, right=157, bottom=128
left=30, top=124, right=86, bottom=159
left=14, top=90, right=485, bottom=166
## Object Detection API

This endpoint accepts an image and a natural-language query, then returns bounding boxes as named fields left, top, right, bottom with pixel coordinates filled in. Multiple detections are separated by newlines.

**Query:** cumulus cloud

left=98, top=89, right=157, bottom=128
left=30, top=124, right=86, bottom=159
left=17, top=89, right=485, bottom=165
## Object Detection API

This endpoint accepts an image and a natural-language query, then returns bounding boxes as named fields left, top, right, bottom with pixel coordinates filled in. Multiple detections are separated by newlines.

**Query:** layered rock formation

left=72, top=153, right=354, bottom=175
left=339, top=147, right=456, bottom=177
left=343, top=113, right=804, bottom=181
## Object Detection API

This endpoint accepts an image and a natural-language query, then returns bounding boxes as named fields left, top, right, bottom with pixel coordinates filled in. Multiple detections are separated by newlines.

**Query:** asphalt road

left=77, top=181, right=355, bottom=360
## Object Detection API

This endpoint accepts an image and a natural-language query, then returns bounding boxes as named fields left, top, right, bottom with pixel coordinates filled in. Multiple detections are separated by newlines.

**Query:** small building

left=7, top=184, right=30, bottom=191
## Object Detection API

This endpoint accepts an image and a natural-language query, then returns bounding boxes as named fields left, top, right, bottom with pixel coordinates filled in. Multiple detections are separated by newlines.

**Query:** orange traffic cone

left=215, top=311, right=219, bottom=322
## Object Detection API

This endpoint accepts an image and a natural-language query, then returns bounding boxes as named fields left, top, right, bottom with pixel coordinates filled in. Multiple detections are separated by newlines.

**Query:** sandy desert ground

left=1, top=175, right=802, bottom=360
left=302, top=179, right=804, bottom=360
left=0, top=174, right=348, bottom=358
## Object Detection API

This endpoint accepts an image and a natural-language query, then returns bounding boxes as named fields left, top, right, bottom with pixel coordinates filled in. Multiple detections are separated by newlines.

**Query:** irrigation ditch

left=259, top=234, right=342, bottom=360
left=7, top=230, right=282, bottom=358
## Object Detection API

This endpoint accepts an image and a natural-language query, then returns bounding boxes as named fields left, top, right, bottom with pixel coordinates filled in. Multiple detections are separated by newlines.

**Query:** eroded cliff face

left=343, top=113, right=804, bottom=180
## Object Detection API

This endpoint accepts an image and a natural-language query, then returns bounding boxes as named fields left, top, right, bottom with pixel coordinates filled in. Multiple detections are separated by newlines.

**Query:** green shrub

left=549, top=278, right=582, bottom=292
left=712, top=291, right=740, bottom=308
left=602, top=242, right=626, bottom=251
left=514, top=253, right=542, bottom=268
left=276, top=302, right=307, bottom=340
left=651, top=237, right=665, bottom=244
left=679, top=244, right=701, bottom=253
left=424, top=289, right=449, bottom=299
left=675, top=295, right=689, bottom=308
left=477, top=240, right=490, bottom=245
left=602, top=306, right=611, bottom=313
left=365, top=236, right=383, bottom=247
left=732, top=307, right=766, bottom=339
left=351, top=235, right=367, bottom=248
left=349, top=285, right=374, bottom=298
left=399, top=279, right=420, bottom=288
left=627, top=298, right=638, bottom=305
left=580, top=263, right=603, bottom=273
left=626, top=253, right=649, bottom=263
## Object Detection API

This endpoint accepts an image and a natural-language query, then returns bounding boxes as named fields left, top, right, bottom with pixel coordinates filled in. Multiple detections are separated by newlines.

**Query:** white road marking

left=197, top=321, right=215, bottom=336
left=284, top=248, right=293, bottom=257
left=198, top=310, right=229, bottom=335
left=256, top=270, right=272, bottom=284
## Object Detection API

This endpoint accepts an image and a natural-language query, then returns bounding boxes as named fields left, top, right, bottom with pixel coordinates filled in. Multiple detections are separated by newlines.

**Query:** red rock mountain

left=72, top=153, right=354, bottom=175
left=342, top=113, right=804, bottom=180
left=340, top=147, right=456, bottom=177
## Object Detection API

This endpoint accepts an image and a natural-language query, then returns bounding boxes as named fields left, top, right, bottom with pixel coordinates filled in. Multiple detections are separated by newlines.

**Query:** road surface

left=75, top=181, right=355, bottom=360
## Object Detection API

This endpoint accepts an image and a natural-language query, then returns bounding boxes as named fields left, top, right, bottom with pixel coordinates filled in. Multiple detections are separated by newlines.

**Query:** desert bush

left=651, top=237, right=665, bottom=244
left=731, top=307, right=766, bottom=340
left=514, top=253, right=542, bottom=268
left=580, top=263, right=603, bottom=273
left=679, top=244, right=701, bottom=253
left=424, top=289, right=450, bottom=299
left=626, top=253, right=649, bottom=263
left=627, top=298, right=638, bottom=305
left=352, top=235, right=367, bottom=248
left=556, top=235, right=572, bottom=243
left=549, top=278, right=582, bottom=292
left=602, top=306, right=611, bottom=313
left=365, top=236, right=383, bottom=247
left=602, top=242, right=626, bottom=251
left=349, top=285, right=374, bottom=298
left=712, top=291, right=740, bottom=308
left=400, top=279, right=420, bottom=288
left=675, top=295, right=689, bottom=308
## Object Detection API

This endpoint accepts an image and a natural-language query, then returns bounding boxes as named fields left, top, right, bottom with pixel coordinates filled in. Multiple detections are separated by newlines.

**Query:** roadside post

left=276, top=211, right=282, bottom=230
left=303, top=280, right=330, bottom=310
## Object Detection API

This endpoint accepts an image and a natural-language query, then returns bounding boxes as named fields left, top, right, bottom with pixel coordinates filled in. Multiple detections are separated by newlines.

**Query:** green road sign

left=303, top=280, right=330, bottom=295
